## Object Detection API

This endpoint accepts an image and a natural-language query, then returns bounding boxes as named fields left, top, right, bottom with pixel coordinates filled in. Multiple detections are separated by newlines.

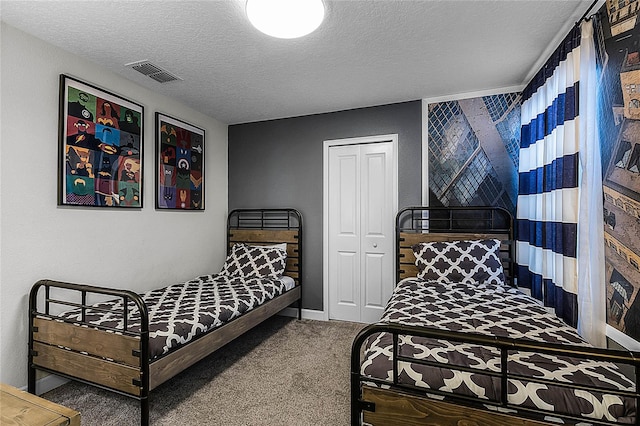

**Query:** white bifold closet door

left=328, top=140, right=395, bottom=323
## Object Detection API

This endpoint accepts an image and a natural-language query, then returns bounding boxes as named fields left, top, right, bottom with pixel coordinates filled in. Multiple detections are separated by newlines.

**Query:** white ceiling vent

left=125, top=60, right=182, bottom=83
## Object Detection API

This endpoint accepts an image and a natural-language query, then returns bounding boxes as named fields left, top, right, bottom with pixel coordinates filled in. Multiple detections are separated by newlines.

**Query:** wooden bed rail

left=351, top=323, right=640, bottom=426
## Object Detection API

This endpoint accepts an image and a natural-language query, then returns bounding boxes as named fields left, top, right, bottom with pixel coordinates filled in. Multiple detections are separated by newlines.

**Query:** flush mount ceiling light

left=246, top=0, right=325, bottom=39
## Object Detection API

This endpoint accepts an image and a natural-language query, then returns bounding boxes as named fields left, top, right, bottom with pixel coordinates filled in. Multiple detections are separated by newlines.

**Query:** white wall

left=0, top=23, right=229, bottom=388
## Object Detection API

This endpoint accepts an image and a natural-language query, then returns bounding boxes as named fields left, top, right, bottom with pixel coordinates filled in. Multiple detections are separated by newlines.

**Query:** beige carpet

left=43, top=317, right=365, bottom=426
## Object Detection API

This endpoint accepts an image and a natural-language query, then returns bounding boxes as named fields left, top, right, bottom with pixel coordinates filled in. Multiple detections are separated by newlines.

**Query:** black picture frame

left=58, top=74, right=144, bottom=208
left=155, top=112, right=205, bottom=210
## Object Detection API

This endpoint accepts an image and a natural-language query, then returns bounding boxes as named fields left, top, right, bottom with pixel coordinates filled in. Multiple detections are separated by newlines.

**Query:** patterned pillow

left=220, top=243, right=287, bottom=278
left=412, top=239, right=505, bottom=285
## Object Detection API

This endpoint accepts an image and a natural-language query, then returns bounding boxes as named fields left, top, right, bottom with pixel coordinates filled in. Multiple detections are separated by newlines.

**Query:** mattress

left=361, top=278, right=636, bottom=423
left=59, top=274, right=291, bottom=360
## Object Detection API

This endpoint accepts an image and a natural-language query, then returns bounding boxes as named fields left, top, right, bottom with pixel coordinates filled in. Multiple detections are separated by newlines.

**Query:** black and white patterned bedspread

left=361, top=278, right=637, bottom=423
left=59, top=274, right=287, bottom=360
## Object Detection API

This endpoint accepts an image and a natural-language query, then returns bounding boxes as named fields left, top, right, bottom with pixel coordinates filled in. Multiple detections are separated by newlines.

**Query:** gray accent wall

left=228, top=100, right=422, bottom=311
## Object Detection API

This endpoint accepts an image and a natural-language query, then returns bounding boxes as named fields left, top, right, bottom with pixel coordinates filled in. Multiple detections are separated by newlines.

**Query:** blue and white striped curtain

left=517, top=20, right=605, bottom=346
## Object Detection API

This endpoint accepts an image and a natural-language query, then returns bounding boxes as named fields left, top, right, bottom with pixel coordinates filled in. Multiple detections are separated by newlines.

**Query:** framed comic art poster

left=59, top=74, right=144, bottom=207
left=155, top=113, right=205, bottom=210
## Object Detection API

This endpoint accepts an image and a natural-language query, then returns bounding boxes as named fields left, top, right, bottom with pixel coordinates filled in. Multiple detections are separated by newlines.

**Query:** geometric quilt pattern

left=412, top=239, right=505, bottom=285
left=59, top=274, right=287, bottom=360
left=361, top=278, right=636, bottom=423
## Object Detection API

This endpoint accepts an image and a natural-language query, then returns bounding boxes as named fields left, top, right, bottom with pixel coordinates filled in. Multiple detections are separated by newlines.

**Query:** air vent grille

left=125, top=60, right=182, bottom=83
left=148, top=72, right=180, bottom=83
left=132, top=62, right=163, bottom=76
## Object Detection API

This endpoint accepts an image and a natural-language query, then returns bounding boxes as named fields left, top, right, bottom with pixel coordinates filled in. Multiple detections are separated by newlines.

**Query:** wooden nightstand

left=0, top=383, right=80, bottom=425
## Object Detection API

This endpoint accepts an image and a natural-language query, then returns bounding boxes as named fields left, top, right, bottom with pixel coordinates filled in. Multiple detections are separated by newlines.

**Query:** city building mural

left=427, top=93, right=521, bottom=216
left=598, top=1, right=640, bottom=342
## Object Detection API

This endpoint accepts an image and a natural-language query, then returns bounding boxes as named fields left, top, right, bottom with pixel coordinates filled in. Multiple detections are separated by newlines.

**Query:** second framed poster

left=156, top=113, right=205, bottom=210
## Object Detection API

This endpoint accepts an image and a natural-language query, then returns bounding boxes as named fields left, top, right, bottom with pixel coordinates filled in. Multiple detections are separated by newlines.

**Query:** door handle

left=373, top=243, right=378, bottom=248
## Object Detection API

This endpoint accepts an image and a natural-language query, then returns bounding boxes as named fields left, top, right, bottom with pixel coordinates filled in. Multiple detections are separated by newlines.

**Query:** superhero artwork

left=156, top=113, right=205, bottom=210
left=59, top=75, right=143, bottom=207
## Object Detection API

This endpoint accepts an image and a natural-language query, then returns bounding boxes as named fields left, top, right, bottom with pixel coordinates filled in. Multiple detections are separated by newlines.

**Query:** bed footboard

left=28, top=279, right=150, bottom=425
left=351, top=323, right=640, bottom=426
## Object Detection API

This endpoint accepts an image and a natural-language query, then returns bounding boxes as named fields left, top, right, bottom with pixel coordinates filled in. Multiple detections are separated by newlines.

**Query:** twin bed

left=351, top=206, right=640, bottom=426
left=28, top=208, right=302, bottom=426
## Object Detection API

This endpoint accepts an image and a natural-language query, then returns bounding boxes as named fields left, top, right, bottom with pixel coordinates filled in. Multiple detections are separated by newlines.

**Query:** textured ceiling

left=0, top=0, right=595, bottom=124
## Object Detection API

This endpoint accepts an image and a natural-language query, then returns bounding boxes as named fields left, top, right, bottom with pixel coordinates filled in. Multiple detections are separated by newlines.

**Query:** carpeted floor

left=42, top=316, right=365, bottom=426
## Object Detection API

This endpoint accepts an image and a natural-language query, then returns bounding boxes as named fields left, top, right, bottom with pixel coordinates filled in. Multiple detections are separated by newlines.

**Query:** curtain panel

left=517, top=20, right=605, bottom=346
left=576, top=19, right=606, bottom=347
left=517, top=26, right=582, bottom=328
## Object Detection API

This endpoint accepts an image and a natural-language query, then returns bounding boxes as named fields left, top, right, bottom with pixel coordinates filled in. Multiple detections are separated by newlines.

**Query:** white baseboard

left=606, top=325, right=640, bottom=351
left=19, top=374, right=69, bottom=395
left=279, top=307, right=326, bottom=321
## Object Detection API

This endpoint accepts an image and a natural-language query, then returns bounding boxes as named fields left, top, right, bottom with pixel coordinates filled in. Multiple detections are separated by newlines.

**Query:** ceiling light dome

left=246, top=0, right=325, bottom=39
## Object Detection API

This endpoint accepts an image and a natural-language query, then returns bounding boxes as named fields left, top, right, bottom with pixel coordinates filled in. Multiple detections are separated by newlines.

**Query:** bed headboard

left=396, top=206, right=514, bottom=286
left=227, top=209, right=302, bottom=286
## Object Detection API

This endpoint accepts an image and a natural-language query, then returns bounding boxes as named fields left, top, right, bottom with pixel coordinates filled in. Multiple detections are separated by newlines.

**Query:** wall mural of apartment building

left=607, top=0, right=640, bottom=36
left=598, top=4, right=640, bottom=342
left=427, top=93, right=520, bottom=217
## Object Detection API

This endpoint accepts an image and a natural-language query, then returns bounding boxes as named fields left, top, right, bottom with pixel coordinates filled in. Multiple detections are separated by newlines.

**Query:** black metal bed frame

left=28, top=208, right=302, bottom=426
left=351, top=206, right=640, bottom=426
